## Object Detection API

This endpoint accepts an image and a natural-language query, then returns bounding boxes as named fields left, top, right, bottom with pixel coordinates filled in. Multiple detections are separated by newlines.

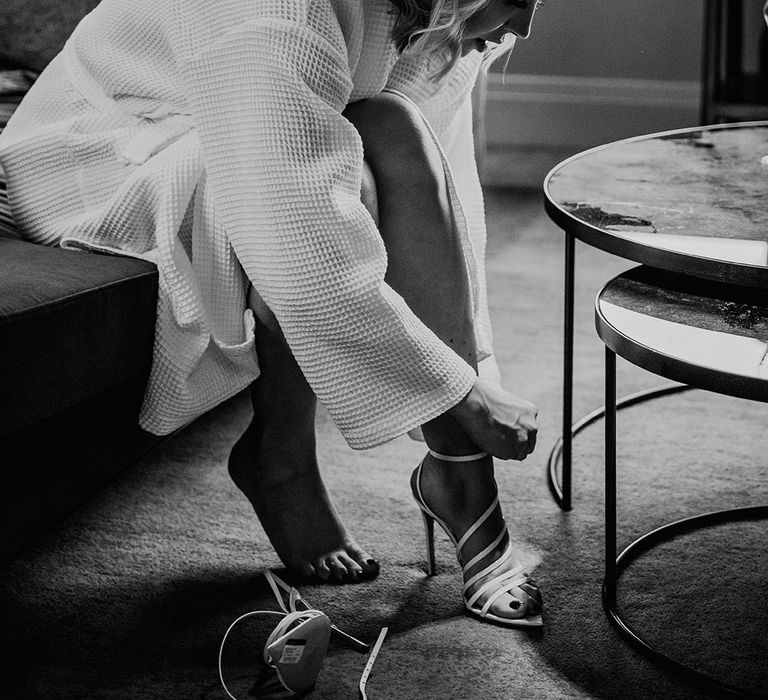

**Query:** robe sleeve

left=179, top=18, right=476, bottom=449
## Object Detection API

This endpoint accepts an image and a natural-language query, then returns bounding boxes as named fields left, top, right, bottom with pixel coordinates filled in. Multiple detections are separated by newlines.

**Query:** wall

left=0, top=0, right=101, bottom=71
left=483, top=0, right=705, bottom=186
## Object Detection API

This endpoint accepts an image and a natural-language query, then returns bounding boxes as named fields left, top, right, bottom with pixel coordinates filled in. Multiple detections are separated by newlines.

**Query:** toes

left=519, top=581, right=542, bottom=609
left=487, top=586, right=542, bottom=620
left=346, top=544, right=380, bottom=580
left=300, top=561, right=317, bottom=581
left=314, top=558, right=332, bottom=582
left=360, top=558, right=380, bottom=580
left=338, top=553, right=364, bottom=581
left=301, top=547, right=379, bottom=585
left=488, top=592, right=527, bottom=619
left=512, top=584, right=542, bottom=615
left=327, top=555, right=350, bottom=583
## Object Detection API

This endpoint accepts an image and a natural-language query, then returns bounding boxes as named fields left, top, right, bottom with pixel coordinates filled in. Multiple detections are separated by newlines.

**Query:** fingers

left=525, top=425, right=538, bottom=456
left=490, top=424, right=538, bottom=461
left=509, top=433, right=529, bottom=462
left=516, top=425, right=537, bottom=460
left=451, top=380, right=540, bottom=462
left=528, top=405, right=539, bottom=455
left=508, top=413, right=539, bottom=461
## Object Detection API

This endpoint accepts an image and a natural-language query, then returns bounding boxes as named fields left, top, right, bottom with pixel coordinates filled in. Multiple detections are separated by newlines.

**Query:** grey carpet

left=1, top=189, right=766, bottom=699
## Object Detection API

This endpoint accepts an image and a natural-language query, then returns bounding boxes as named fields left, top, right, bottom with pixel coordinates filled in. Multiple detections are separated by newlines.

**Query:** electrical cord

left=218, top=571, right=386, bottom=699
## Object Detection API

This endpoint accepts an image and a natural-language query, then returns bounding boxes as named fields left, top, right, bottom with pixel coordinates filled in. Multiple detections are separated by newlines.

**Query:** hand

left=448, top=377, right=538, bottom=461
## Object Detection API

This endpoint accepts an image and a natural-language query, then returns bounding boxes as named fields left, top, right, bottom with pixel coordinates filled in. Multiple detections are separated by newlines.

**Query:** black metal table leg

left=603, top=504, right=768, bottom=697
left=547, top=386, right=694, bottom=511
left=548, top=233, right=575, bottom=511
left=604, top=347, right=617, bottom=610
left=547, top=272, right=692, bottom=511
left=600, top=348, right=768, bottom=697
left=562, top=233, right=574, bottom=510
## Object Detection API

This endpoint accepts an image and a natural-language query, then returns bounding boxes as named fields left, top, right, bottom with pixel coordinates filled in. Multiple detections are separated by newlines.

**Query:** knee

left=344, top=93, right=444, bottom=190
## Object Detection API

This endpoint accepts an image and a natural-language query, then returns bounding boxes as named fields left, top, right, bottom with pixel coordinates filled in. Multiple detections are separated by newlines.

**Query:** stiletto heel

left=421, top=511, right=436, bottom=576
left=410, top=449, right=544, bottom=628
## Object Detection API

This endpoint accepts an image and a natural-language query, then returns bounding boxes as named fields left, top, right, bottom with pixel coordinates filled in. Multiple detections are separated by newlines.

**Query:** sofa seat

left=0, top=173, right=162, bottom=562
left=0, top=236, right=158, bottom=437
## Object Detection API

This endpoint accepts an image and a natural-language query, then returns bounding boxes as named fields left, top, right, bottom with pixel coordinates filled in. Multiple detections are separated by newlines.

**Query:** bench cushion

left=0, top=236, right=158, bottom=436
left=0, top=90, right=159, bottom=437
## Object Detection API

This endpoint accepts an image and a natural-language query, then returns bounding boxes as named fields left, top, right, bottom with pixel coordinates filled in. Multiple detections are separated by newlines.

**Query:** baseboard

left=481, top=73, right=701, bottom=188
left=481, top=145, right=584, bottom=190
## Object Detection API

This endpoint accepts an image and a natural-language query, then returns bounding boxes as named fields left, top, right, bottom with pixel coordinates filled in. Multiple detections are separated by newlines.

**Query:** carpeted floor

left=1, top=189, right=767, bottom=699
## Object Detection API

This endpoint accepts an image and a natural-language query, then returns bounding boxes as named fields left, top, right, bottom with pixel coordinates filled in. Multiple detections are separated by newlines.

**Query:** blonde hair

left=388, top=0, right=516, bottom=76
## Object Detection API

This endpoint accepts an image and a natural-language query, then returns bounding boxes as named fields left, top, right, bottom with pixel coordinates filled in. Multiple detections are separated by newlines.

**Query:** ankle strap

left=427, top=449, right=489, bottom=463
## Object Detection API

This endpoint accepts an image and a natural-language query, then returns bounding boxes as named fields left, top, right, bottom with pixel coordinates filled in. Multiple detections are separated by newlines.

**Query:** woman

left=0, top=0, right=543, bottom=626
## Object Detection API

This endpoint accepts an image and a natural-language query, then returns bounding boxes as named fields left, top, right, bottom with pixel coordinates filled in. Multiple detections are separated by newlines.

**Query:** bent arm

left=180, top=19, right=476, bottom=448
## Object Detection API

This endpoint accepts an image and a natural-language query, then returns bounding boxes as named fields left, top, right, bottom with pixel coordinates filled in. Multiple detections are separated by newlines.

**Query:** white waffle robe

left=0, top=0, right=498, bottom=449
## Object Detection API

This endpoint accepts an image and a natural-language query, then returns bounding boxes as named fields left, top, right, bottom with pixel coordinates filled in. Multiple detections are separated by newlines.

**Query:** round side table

left=596, top=265, right=768, bottom=697
left=544, top=121, right=768, bottom=510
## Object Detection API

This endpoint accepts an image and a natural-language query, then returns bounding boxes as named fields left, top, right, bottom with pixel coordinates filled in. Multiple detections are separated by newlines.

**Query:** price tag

left=279, top=640, right=306, bottom=665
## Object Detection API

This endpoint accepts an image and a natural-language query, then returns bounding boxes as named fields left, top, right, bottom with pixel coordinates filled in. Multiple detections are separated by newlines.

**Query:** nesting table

left=543, top=122, right=768, bottom=695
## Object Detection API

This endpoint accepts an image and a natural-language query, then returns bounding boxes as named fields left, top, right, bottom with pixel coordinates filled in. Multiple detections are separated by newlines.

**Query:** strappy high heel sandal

left=410, top=449, right=543, bottom=627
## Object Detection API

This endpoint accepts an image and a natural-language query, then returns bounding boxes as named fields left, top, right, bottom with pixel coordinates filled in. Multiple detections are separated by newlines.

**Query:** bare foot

left=228, top=424, right=379, bottom=583
left=415, top=453, right=542, bottom=620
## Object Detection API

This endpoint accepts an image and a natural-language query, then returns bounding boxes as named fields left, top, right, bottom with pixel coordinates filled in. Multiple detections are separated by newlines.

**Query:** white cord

left=218, top=571, right=387, bottom=699
left=218, top=609, right=283, bottom=700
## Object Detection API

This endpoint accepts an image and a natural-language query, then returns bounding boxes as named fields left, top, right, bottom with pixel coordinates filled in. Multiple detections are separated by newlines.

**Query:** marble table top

left=596, top=266, right=768, bottom=401
left=546, top=122, right=768, bottom=289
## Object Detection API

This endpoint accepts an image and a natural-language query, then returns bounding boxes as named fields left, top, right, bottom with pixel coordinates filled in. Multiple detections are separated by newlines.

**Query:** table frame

left=544, top=121, right=768, bottom=511
left=544, top=123, right=768, bottom=694
left=599, top=322, right=768, bottom=697
left=595, top=267, right=768, bottom=696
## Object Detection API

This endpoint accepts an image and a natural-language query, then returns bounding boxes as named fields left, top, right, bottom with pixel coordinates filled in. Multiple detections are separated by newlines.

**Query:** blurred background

left=3, top=0, right=768, bottom=187
left=482, top=0, right=768, bottom=186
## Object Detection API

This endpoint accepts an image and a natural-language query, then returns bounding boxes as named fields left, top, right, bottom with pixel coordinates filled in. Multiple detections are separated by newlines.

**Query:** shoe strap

left=414, top=454, right=507, bottom=573
left=413, top=459, right=459, bottom=547
left=465, top=558, right=527, bottom=610
left=457, top=494, right=500, bottom=552
left=427, top=449, right=489, bottom=463
left=464, top=540, right=532, bottom=615
left=264, top=570, right=371, bottom=653
left=463, top=536, right=513, bottom=593
left=265, top=569, right=294, bottom=613
left=477, top=567, right=530, bottom=616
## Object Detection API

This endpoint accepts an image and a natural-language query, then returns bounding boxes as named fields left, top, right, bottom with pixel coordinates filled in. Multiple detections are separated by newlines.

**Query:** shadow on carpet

left=1, top=189, right=767, bottom=699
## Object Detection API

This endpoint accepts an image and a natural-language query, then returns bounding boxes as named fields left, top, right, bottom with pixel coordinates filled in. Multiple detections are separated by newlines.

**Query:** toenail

left=509, top=599, right=522, bottom=610
left=366, top=559, right=378, bottom=566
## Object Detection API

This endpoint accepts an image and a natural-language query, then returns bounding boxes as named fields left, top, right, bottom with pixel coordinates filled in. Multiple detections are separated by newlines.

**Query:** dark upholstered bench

left=0, top=1, right=181, bottom=564
left=0, top=164, right=162, bottom=563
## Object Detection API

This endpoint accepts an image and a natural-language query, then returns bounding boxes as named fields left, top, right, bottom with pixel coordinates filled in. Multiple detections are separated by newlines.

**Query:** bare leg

left=228, top=282, right=379, bottom=583
left=344, top=93, right=541, bottom=620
